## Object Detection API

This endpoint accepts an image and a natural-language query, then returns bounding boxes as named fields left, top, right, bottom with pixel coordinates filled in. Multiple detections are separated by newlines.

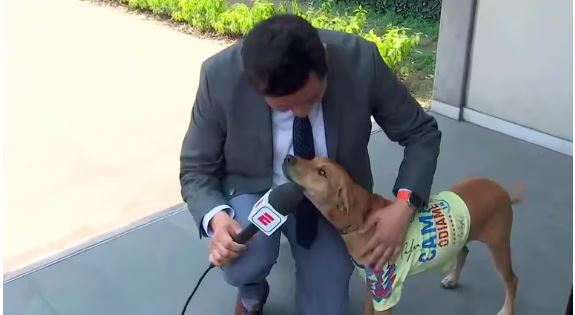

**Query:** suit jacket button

left=229, top=188, right=236, bottom=196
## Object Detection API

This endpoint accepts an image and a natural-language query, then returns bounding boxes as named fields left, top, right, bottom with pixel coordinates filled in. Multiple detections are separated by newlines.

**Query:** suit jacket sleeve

left=180, top=61, right=229, bottom=235
left=369, top=43, right=442, bottom=202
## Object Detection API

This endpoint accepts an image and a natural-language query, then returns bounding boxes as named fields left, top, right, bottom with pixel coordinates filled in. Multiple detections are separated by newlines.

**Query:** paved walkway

left=4, top=114, right=573, bottom=314
left=4, top=0, right=226, bottom=274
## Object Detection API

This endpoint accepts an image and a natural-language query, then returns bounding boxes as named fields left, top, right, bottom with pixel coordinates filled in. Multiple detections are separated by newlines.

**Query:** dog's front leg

left=362, top=288, right=393, bottom=315
left=362, top=285, right=374, bottom=315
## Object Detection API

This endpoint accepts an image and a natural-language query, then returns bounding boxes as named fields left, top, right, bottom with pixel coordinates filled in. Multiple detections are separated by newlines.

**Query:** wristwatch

left=396, top=189, right=424, bottom=211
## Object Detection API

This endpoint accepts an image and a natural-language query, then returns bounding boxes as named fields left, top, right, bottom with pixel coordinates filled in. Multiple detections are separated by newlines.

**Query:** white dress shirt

left=201, top=103, right=328, bottom=236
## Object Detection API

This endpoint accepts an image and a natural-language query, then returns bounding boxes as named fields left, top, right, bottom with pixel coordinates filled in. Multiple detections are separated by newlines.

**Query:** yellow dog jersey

left=353, top=191, right=471, bottom=311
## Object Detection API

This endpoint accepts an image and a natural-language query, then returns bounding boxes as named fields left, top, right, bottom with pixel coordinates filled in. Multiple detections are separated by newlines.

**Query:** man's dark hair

left=241, top=14, right=327, bottom=97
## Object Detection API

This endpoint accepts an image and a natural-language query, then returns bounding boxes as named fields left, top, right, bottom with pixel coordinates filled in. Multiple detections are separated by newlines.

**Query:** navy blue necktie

left=292, top=116, right=319, bottom=249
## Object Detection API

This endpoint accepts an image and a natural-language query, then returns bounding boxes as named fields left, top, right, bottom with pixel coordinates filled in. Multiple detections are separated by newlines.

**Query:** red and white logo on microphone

left=256, top=211, right=276, bottom=226
left=250, top=206, right=283, bottom=234
left=248, top=189, right=287, bottom=236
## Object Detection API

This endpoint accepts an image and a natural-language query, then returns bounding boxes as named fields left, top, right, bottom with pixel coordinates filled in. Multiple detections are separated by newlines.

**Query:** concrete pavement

left=3, top=0, right=226, bottom=274
left=4, top=114, right=573, bottom=314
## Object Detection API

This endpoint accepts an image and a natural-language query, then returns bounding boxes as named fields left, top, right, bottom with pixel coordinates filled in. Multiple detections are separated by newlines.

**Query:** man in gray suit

left=180, top=14, right=441, bottom=315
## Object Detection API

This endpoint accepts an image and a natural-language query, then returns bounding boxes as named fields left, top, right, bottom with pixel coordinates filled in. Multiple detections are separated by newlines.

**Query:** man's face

left=265, top=72, right=327, bottom=117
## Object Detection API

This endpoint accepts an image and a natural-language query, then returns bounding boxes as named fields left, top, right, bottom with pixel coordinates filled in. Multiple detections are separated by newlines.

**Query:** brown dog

left=282, top=154, right=521, bottom=315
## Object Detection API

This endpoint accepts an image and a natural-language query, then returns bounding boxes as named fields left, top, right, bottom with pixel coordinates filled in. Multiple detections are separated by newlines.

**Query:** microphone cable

left=180, top=263, right=215, bottom=315
left=179, top=182, right=303, bottom=314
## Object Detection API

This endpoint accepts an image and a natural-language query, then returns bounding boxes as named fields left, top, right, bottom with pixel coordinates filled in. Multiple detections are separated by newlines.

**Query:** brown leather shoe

left=234, top=282, right=270, bottom=315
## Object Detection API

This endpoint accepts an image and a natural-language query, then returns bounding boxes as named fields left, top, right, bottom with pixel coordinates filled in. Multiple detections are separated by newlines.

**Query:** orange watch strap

left=396, top=189, right=411, bottom=201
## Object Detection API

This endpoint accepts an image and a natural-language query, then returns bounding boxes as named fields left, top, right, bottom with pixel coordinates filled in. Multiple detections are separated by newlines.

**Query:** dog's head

left=282, top=154, right=367, bottom=233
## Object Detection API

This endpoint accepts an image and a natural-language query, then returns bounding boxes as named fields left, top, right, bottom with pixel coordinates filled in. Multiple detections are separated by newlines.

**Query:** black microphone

left=180, top=182, right=305, bottom=315
left=233, top=182, right=305, bottom=244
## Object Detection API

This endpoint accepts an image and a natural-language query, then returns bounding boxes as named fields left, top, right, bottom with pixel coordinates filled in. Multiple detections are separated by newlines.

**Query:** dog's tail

left=509, top=182, right=525, bottom=205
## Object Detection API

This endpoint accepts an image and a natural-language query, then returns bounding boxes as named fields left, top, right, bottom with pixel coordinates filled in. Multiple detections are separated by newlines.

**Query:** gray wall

left=432, top=0, right=475, bottom=109
left=466, top=0, right=573, bottom=141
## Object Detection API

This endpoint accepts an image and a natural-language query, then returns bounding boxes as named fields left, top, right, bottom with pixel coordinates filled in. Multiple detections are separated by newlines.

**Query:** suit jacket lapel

left=260, top=102, right=272, bottom=150
left=246, top=91, right=273, bottom=158
left=250, top=94, right=273, bottom=157
left=323, top=45, right=340, bottom=161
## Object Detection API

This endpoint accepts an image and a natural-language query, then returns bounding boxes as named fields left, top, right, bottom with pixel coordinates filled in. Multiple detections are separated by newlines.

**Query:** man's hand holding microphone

left=181, top=183, right=305, bottom=314
left=209, top=212, right=246, bottom=266
left=206, top=182, right=305, bottom=267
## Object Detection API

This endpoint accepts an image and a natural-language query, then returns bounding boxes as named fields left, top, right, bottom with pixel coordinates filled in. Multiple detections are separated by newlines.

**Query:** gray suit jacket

left=179, top=30, right=441, bottom=237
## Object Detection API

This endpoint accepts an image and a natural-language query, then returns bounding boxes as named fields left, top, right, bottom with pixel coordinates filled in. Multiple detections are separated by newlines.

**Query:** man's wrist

left=202, top=205, right=234, bottom=236
left=210, top=211, right=231, bottom=231
left=396, top=188, right=422, bottom=212
left=394, top=198, right=416, bottom=214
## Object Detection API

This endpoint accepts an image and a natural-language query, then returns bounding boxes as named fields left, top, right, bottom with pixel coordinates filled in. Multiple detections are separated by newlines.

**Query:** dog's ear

left=336, top=184, right=351, bottom=216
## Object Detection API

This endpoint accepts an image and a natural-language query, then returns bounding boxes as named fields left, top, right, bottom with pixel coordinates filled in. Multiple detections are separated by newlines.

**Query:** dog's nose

left=284, top=154, right=296, bottom=165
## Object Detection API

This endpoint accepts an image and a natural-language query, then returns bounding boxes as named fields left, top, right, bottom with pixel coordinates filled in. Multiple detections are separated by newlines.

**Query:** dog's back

left=403, top=191, right=471, bottom=275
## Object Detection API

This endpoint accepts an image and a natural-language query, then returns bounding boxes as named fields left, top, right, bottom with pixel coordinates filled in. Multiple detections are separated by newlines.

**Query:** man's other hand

left=209, top=212, right=246, bottom=266
left=357, top=200, right=414, bottom=271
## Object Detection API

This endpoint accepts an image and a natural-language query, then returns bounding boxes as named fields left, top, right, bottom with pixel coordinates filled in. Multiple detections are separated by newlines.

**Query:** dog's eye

left=318, top=167, right=327, bottom=177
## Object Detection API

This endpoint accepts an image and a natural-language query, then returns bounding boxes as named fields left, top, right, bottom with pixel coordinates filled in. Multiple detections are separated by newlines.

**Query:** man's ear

left=336, top=183, right=350, bottom=216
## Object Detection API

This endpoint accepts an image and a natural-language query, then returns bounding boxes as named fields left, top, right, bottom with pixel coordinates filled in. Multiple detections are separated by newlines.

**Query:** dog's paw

left=440, top=274, right=459, bottom=290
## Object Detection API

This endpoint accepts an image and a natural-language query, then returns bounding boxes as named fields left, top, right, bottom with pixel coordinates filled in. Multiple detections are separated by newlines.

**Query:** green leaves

left=127, top=0, right=149, bottom=10
left=148, top=0, right=180, bottom=16
left=300, top=1, right=367, bottom=36
left=121, top=0, right=421, bottom=73
left=354, top=0, right=440, bottom=21
left=362, top=27, right=419, bottom=70
left=212, top=0, right=276, bottom=36
left=172, top=0, right=227, bottom=31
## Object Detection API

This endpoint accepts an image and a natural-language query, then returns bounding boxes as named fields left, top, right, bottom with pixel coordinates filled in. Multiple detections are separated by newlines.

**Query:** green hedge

left=120, top=0, right=420, bottom=72
left=339, top=0, right=441, bottom=21
left=213, top=0, right=279, bottom=36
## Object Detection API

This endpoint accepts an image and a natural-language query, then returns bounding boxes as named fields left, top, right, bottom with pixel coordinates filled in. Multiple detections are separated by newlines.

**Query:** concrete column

left=431, top=0, right=477, bottom=120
